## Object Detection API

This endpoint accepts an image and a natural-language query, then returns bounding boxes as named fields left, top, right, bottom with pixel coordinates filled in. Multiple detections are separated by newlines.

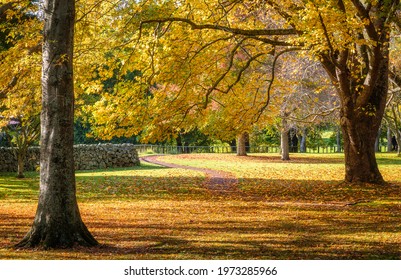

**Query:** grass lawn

left=0, top=153, right=400, bottom=259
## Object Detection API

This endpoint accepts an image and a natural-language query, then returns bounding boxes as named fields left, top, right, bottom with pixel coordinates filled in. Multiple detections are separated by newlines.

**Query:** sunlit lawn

left=0, top=153, right=400, bottom=259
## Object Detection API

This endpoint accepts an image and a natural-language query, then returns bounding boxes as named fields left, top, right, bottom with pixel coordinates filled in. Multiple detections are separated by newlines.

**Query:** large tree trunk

left=16, top=0, right=97, bottom=248
left=339, top=60, right=388, bottom=183
left=341, top=115, right=383, bottom=183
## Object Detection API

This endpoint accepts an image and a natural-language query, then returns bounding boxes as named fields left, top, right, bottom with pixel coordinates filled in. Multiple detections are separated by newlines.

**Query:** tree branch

left=0, top=76, right=19, bottom=99
left=215, top=52, right=267, bottom=95
left=0, top=2, right=17, bottom=20
left=350, top=0, right=378, bottom=41
left=203, top=38, right=246, bottom=106
left=140, top=17, right=297, bottom=37
left=389, top=70, right=401, bottom=88
left=254, top=47, right=301, bottom=123
left=287, top=106, right=340, bottom=124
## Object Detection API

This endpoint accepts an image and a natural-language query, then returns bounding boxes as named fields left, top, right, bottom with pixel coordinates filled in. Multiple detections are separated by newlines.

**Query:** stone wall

left=0, top=144, right=140, bottom=172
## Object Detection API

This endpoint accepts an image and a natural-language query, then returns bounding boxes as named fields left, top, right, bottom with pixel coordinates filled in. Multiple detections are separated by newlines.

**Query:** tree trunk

left=387, top=126, right=392, bottom=152
left=300, top=128, right=306, bottom=153
left=341, top=117, right=383, bottom=183
left=336, top=127, right=342, bottom=153
left=280, top=128, right=290, bottom=160
left=395, top=130, right=401, bottom=157
left=339, top=62, right=388, bottom=183
left=244, top=132, right=250, bottom=153
left=375, top=128, right=381, bottom=152
left=16, top=0, right=97, bottom=249
left=230, top=139, right=236, bottom=153
left=176, top=135, right=183, bottom=153
left=236, top=132, right=247, bottom=156
left=16, top=151, right=25, bottom=178
left=280, top=115, right=290, bottom=160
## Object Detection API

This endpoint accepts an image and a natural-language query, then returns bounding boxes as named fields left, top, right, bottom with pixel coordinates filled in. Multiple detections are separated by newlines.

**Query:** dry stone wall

left=0, top=144, right=140, bottom=172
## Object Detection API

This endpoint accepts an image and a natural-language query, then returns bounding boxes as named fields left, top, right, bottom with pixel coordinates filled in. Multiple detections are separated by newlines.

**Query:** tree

left=134, top=0, right=399, bottom=183
left=384, top=21, right=401, bottom=156
left=385, top=72, right=401, bottom=156
left=0, top=1, right=42, bottom=178
left=297, top=0, right=397, bottom=183
left=16, top=0, right=98, bottom=248
left=0, top=1, right=42, bottom=100
left=3, top=115, right=40, bottom=178
left=268, top=52, right=339, bottom=159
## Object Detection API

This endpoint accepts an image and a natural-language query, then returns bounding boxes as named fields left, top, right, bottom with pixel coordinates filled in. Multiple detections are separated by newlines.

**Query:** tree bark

left=236, top=132, right=248, bottom=156
left=387, top=126, right=392, bottom=152
left=15, top=0, right=97, bottom=248
left=230, top=139, right=236, bottom=153
left=396, top=130, right=401, bottom=157
left=176, top=135, right=183, bottom=153
left=300, top=128, right=307, bottom=153
left=280, top=128, right=290, bottom=160
left=339, top=61, right=388, bottom=183
left=336, top=126, right=342, bottom=153
left=17, top=151, right=25, bottom=178
left=341, top=116, right=383, bottom=183
left=280, top=116, right=290, bottom=160
left=375, top=128, right=380, bottom=152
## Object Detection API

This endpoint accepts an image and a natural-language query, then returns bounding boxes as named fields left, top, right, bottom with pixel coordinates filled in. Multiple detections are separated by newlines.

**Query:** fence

left=134, top=144, right=391, bottom=155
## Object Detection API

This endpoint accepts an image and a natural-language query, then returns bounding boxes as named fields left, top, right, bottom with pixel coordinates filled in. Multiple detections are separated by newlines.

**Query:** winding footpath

left=140, top=155, right=239, bottom=193
left=140, top=155, right=361, bottom=207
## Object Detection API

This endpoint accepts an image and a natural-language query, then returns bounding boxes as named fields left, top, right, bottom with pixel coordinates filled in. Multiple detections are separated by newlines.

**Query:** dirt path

left=140, top=155, right=239, bottom=193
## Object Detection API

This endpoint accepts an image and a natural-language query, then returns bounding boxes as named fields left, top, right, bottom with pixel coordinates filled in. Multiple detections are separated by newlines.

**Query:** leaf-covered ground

left=0, top=153, right=400, bottom=259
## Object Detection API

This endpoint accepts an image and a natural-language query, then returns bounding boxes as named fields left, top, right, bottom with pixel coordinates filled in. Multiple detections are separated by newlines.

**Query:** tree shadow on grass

left=86, top=212, right=401, bottom=259
left=1, top=196, right=400, bottom=260
left=237, top=178, right=401, bottom=203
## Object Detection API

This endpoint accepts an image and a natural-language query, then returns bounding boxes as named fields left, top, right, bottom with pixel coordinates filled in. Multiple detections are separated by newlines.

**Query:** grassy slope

left=0, top=153, right=400, bottom=259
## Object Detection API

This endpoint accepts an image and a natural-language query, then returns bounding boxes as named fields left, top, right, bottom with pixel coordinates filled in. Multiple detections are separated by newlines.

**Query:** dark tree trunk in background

left=387, top=126, right=392, bottom=152
left=16, top=151, right=26, bottom=178
left=390, top=128, right=401, bottom=156
left=176, top=134, right=183, bottom=153
left=230, top=139, right=236, bottom=153
left=16, top=0, right=98, bottom=248
left=375, top=128, right=380, bottom=152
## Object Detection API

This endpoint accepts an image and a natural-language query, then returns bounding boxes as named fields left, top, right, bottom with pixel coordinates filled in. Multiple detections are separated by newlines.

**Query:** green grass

left=0, top=153, right=400, bottom=259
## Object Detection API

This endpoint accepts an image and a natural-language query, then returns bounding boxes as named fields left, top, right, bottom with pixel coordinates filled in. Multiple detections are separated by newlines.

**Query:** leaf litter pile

left=0, top=153, right=400, bottom=259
